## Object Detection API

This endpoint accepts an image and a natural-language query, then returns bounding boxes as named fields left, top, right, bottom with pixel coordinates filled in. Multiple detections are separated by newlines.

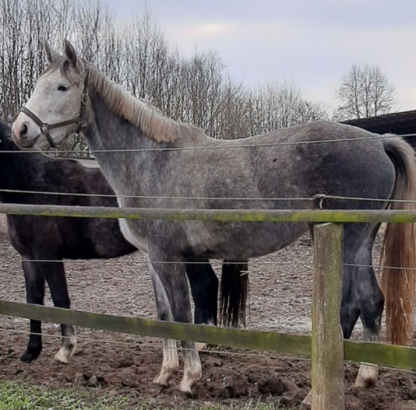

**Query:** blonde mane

left=88, top=66, right=202, bottom=143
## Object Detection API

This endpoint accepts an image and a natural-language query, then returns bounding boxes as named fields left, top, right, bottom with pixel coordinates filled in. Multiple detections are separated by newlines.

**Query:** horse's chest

left=118, top=219, right=148, bottom=253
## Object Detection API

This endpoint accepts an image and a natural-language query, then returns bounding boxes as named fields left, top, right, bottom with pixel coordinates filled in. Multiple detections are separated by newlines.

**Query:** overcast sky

left=104, top=0, right=416, bottom=113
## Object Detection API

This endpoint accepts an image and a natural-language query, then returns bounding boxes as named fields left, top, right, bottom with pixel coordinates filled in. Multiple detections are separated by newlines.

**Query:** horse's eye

left=58, top=85, right=68, bottom=91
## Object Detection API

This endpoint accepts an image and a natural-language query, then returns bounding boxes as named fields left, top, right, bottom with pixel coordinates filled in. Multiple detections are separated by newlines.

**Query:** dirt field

left=0, top=214, right=416, bottom=409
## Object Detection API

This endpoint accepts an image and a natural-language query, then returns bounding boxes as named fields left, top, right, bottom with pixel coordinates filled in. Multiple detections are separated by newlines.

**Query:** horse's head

left=12, top=40, right=88, bottom=149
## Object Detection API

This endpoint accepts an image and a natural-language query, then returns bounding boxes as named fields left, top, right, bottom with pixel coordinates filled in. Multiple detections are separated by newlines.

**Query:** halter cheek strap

left=17, top=67, right=89, bottom=149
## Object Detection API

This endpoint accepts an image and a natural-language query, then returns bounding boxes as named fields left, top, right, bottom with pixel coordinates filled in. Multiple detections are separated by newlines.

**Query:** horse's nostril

left=20, top=123, right=28, bottom=139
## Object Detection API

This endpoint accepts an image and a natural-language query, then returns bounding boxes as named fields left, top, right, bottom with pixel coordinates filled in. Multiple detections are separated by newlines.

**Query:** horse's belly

left=187, top=221, right=308, bottom=259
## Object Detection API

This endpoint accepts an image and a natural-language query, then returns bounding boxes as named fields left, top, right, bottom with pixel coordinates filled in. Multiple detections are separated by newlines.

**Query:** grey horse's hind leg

left=186, top=260, right=218, bottom=326
left=355, top=262, right=384, bottom=388
left=309, top=223, right=362, bottom=339
left=343, top=224, right=384, bottom=388
left=186, top=260, right=219, bottom=352
left=308, top=223, right=383, bottom=391
left=340, top=269, right=361, bottom=340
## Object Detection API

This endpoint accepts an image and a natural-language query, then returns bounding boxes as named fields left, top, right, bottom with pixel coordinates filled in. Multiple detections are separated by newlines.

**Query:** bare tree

left=0, top=1, right=330, bottom=156
left=0, top=0, right=77, bottom=121
left=247, top=81, right=328, bottom=135
left=335, top=64, right=396, bottom=120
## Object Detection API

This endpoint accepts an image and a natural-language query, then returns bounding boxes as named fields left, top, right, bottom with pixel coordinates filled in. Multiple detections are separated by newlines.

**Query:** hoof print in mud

left=221, top=374, right=248, bottom=398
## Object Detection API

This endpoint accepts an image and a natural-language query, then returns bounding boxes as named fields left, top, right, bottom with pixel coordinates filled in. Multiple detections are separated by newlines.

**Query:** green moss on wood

left=0, top=203, right=416, bottom=224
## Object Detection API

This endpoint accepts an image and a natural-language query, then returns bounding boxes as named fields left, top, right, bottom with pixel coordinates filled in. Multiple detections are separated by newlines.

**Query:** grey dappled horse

left=12, top=41, right=416, bottom=395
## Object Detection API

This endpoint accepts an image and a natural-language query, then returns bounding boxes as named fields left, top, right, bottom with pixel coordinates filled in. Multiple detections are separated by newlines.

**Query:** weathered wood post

left=311, top=223, right=344, bottom=409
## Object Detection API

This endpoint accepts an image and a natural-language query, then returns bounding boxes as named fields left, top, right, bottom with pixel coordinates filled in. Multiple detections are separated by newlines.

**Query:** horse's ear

left=63, top=40, right=79, bottom=67
left=45, top=42, right=60, bottom=63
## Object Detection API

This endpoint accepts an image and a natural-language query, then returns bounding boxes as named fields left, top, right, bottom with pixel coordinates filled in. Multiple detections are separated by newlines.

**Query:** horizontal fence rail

left=0, top=300, right=310, bottom=357
left=1, top=203, right=416, bottom=223
left=1, top=300, right=416, bottom=371
left=1, top=202, right=416, bottom=410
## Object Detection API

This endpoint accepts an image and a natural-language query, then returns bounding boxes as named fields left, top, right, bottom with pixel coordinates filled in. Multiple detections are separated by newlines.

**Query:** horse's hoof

left=178, top=377, right=199, bottom=397
left=54, top=345, right=76, bottom=364
left=153, top=375, right=170, bottom=388
left=354, top=364, right=378, bottom=388
left=175, top=387, right=194, bottom=399
left=54, top=338, right=77, bottom=364
left=54, top=351, right=70, bottom=364
left=150, top=382, right=168, bottom=395
left=20, top=348, right=42, bottom=363
left=195, top=342, right=206, bottom=352
left=300, top=390, right=312, bottom=408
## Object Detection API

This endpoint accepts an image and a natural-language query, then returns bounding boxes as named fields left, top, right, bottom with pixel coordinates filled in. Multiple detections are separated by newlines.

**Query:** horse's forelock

left=42, top=57, right=82, bottom=86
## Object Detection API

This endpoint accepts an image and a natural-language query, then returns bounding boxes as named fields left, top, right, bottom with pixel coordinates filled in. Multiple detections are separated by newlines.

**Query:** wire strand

left=2, top=326, right=416, bottom=378
left=0, top=132, right=407, bottom=155
left=10, top=258, right=413, bottom=273
left=1, top=189, right=415, bottom=205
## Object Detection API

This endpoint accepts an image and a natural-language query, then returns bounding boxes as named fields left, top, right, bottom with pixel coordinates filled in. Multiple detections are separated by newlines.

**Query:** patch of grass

left=0, top=379, right=292, bottom=409
left=0, top=380, right=130, bottom=410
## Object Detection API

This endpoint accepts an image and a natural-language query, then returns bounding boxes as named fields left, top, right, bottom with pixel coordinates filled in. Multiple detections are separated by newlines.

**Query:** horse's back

left=178, top=120, right=397, bottom=208
left=246, top=121, right=395, bottom=202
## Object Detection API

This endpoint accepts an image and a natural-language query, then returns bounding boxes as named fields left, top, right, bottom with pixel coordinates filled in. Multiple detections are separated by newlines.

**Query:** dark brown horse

left=0, top=120, right=246, bottom=363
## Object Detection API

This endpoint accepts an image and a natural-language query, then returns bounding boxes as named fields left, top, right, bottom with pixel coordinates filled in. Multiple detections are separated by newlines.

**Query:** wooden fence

left=1, top=204, right=416, bottom=409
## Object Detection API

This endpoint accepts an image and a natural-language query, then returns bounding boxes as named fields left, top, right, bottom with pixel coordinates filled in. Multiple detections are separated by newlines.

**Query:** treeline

left=0, top=0, right=329, bottom=154
left=1, top=0, right=397, bottom=156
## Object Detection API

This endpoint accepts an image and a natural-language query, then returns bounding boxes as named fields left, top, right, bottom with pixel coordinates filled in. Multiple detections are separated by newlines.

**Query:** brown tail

left=220, top=261, right=249, bottom=327
left=381, top=137, right=416, bottom=345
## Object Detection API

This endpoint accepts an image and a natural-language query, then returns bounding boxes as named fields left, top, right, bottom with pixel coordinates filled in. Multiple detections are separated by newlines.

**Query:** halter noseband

left=18, top=67, right=89, bottom=149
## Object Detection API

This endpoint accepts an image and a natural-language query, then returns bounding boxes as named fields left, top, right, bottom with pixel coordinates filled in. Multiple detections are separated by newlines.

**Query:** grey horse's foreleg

left=148, top=261, right=179, bottom=386
left=149, top=253, right=201, bottom=394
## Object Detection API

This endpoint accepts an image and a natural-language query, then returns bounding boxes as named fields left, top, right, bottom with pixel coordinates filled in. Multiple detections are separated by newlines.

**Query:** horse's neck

left=86, top=88, right=161, bottom=147
left=83, top=91, right=161, bottom=196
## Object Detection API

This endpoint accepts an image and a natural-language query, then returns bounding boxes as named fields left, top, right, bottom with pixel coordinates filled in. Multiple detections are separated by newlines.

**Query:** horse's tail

left=220, top=261, right=249, bottom=327
left=381, top=137, right=416, bottom=345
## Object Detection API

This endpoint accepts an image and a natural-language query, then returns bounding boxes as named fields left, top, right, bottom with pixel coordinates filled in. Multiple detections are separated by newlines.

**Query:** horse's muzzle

left=12, top=123, right=39, bottom=149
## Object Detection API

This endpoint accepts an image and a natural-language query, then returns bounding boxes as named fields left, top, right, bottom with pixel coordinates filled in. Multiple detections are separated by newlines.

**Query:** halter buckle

left=40, top=123, right=51, bottom=135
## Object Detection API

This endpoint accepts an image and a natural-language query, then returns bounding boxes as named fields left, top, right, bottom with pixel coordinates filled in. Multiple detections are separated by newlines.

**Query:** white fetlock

left=301, top=390, right=313, bottom=407
left=195, top=342, right=206, bottom=352
left=153, top=363, right=178, bottom=387
left=178, top=360, right=202, bottom=395
left=354, top=363, right=378, bottom=388
left=153, top=373, right=170, bottom=387
left=54, top=338, right=77, bottom=364
left=153, top=339, right=179, bottom=387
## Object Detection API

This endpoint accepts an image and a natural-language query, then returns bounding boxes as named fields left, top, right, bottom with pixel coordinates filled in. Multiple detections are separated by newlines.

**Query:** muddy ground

left=0, top=214, right=415, bottom=409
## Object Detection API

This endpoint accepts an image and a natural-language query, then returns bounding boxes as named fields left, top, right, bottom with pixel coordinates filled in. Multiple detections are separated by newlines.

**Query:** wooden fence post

left=311, top=223, right=344, bottom=410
